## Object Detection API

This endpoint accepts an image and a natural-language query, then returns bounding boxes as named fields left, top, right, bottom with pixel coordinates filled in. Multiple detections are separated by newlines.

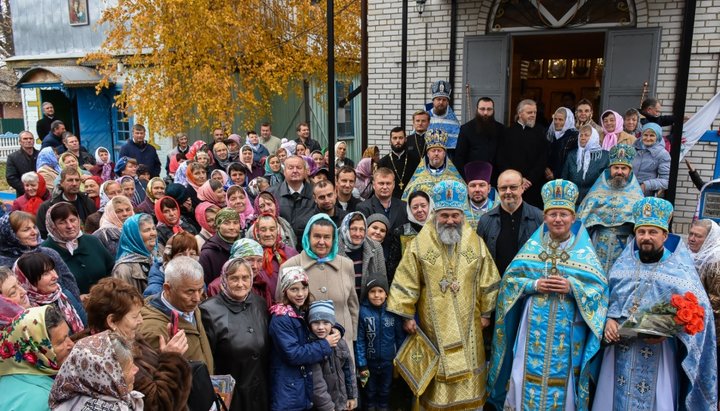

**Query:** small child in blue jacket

left=355, top=276, right=405, bottom=411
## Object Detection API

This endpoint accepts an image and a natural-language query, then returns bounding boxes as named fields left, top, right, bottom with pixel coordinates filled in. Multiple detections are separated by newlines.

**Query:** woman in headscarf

left=199, top=207, right=241, bottom=285
left=41, top=202, right=115, bottom=295
left=173, top=160, right=189, bottom=186
left=394, top=190, right=434, bottom=254
left=600, top=109, right=636, bottom=150
left=58, top=151, right=89, bottom=178
left=14, top=252, right=87, bottom=333
left=197, top=179, right=226, bottom=208
left=11, top=172, right=49, bottom=215
left=211, top=169, right=230, bottom=187
left=0, top=305, right=75, bottom=410
left=112, top=214, right=157, bottom=294
left=117, top=175, right=139, bottom=206
left=99, top=180, right=122, bottom=212
left=337, top=212, right=386, bottom=298
left=136, top=176, right=166, bottom=215
left=93, top=195, right=135, bottom=258
left=246, top=191, right=296, bottom=249
left=211, top=142, right=232, bottom=172
left=48, top=331, right=144, bottom=410
left=195, top=202, right=220, bottom=250
left=227, top=185, right=255, bottom=229
left=155, top=196, right=198, bottom=250
left=89, top=146, right=115, bottom=181
left=280, top=213, right=358, bottom=355
left=546, top=107, right=578, bottom=179
left=85, top=176, right=103, bottom=211
left=632, top=122, right=670, bottom=196
left=335, top=141, right=354, bottom=168
left=623, top=108, right=643, bottom=139
left=200, top=257, right=270, bottom=411
left=560, top=125, right=609, bottom=204
left=36, top=147, right=60, bottom=193
left=264, top=154, right=284, bottom=186
left=240, top=144, right=265, bottom=181
left=251, top=214, right=299, bottom=304
left=0, top=211, right=82, bottom=303
left=365, top=213, right=401, bottom=285
left=355, top=157, right=374, bottom=199
left=185, top=161, right=207, bottom=208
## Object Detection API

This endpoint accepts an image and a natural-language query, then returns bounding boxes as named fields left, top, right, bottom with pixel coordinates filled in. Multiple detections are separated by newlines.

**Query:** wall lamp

left=416, top=0, right=426, bottom=15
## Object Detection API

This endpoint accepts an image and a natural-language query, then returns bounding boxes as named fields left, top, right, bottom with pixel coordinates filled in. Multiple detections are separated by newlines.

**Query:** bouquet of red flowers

left=619, top=292, right=705, bottom=339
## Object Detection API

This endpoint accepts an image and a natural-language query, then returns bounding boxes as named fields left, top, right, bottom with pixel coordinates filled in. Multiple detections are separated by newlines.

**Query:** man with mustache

left=595, top=197, right=717, bottom=410
left=388, top=180, right=500, bottom=410
left=425, top=80, right=461, bottom=157
left=400, top=129, right=464, bottom=202
left=377, top=126, right=421, bottom=198
left=454, top=97, right=502, bottom=179
left=576, top=144, right=644, bottom=273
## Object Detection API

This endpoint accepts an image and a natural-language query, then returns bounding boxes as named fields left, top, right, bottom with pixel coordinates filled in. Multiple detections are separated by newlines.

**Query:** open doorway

left=39, top=89, right=76, bottom=137
left=509, top=32, right=605, bottom=127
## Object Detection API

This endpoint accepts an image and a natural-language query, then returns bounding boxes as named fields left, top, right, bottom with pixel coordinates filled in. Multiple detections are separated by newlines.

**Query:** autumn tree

left=83, top=0, right=360, bottom=133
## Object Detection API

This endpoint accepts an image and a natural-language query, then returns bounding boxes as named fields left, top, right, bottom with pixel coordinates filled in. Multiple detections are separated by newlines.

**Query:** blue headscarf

left=301, top=213, right=339, bottom=263
left=36, top=147, right=60, bottom=172
left=116, top=214, right=155, bottom=259
left=641, top=122, right=663, bottom=147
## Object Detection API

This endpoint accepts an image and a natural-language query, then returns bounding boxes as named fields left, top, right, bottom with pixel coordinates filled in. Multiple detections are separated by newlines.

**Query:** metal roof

left=16, top=66, right=103, bottom=88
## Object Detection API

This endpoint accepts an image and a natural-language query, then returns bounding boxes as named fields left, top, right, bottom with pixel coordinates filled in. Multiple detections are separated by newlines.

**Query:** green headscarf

left=301, top=213, right=339, bottom=263
left=214, top=207, right=240, bottom=243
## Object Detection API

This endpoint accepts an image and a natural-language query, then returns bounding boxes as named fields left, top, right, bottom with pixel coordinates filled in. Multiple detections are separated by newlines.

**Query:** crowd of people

left=0, top=84, right=718, bottom=411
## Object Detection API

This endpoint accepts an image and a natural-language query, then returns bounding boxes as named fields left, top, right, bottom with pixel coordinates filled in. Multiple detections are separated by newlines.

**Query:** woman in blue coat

left=268, top=266, right=340, bottom=411
left=632, top=122, right=671, bottom=197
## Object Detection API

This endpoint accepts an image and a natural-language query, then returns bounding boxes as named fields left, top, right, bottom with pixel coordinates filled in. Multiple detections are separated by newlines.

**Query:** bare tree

left=0, top=0, right=14, bottom=58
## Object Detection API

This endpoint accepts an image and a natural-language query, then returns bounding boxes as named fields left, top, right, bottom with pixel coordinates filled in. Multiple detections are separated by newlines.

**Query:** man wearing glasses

left=476, top=169, right=543, bottom=276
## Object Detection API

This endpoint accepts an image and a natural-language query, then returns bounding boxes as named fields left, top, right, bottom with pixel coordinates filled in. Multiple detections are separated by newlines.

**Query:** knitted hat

left=366, top=213, right=390, bottom=230
left=165, top=183, right=189, bottom=205
left=308, top=300, right=336, bottom=324
left=365, top=275, right=389, bottom=295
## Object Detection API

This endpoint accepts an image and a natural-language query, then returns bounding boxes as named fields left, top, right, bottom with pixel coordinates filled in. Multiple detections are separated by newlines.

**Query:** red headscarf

left=87, top=176, right=104, bottom=210
left=154, top=196, right=184, bottom=234
left=22, top=174, right=48, bottom=215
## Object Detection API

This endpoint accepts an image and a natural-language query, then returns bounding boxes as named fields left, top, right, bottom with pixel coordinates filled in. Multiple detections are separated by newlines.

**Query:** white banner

left=680, top=91, right=720, bottom=160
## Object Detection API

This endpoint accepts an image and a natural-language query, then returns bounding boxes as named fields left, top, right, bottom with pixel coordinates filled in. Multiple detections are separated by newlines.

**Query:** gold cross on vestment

left=539, top=241, right=570, bottom=276
left=411, top=350, right=424, bottom=363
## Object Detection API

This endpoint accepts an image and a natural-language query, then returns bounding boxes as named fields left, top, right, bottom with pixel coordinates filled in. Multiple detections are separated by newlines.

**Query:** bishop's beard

left=437, top=221, right=462, bottom=245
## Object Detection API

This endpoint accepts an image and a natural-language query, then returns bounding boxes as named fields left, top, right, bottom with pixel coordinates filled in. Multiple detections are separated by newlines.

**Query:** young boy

left=309, top=300, right=358, bottom=411
left=355, top=276, right=405, bottom=411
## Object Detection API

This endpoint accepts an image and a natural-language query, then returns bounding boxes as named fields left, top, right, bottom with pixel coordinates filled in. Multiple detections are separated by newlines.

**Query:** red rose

left=684, top=292, right=699, bottom=304
left=22, top=352, right=37, bottom=365
left=676, top=307, right=694, bottom=324
left=0, top=341, right=15, bottom=359
left=685, top=317, right=705, bottom=335
left=671, top=294, right=688, bottom=310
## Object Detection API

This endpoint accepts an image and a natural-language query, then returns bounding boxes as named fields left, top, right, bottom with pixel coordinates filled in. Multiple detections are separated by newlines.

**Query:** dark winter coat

left=496, top=122, right=549, bottom=208
left=355, top=300, right=405, bottom=368
left=454, top=117, right=503, bottom=179
left=268, top=306, right=332, bottom=411
left=5, top=148, right=39, bottom=195
left=200, top=292, right=270, bottom=411
left=547, top=128, right=579, bottom=179
left=199, top=233, right=233, bottom=284
left=268, top=181, right=316, bottom=248
left=42, top=234, right=115, bottom=294
left=119, top=139, right=162, bottom=177
left=311, top=324, right=358, bottom=411
left=560, top=148, right=609, bottom=204
left=476, top=202, right=544, bottom=266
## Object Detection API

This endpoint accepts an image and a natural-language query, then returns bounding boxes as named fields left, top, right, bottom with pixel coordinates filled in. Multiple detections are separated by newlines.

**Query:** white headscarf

left=691, top=220, right=720, bottom=274
left=575, top=126, right=601, bottom=179
left=550, top=107, right=576, bottom=140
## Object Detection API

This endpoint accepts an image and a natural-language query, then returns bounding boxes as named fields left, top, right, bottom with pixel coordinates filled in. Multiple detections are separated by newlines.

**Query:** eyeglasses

left=545, top=211, right=573, bottom=220
left=498, top=185, right=520, bottom=192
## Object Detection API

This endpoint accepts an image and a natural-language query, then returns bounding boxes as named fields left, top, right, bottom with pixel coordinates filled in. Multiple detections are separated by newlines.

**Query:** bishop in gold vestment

left=388, top=180, right=500, bottom=410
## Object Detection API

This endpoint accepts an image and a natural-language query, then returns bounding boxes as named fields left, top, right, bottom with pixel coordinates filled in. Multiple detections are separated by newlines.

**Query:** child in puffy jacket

left=355, top=276, right=405, bottom=411
left=309, top=300, right=358, bottom=410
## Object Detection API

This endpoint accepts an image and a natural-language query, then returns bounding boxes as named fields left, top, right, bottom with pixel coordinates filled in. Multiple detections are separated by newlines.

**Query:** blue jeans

left=365, top=361, right=393, bottom=408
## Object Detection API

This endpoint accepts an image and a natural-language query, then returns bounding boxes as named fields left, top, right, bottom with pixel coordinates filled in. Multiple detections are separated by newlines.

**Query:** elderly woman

left=0, top=211, right=82, bottom=302
left=335, top=141, right=354, bottom=168
left=112, top=214, right=158, bottom=294
left=0, top=305, right=75, bottom=410
left=251, top=213, right=299, bottom=301
left=136, top=176, right=166, bottom=215
left=246, top=191, right=297, bottom=249
left=281, top=213, right=359, bottom=354
left=600, top=109, right=636, bottom=149
left=11, top=172, right=49, bottom=214
left=561, top=125, right=609, bottom=204
left=208, top=238, right=273, bottom=303
left=48, top=331, right=144, bottom=410
left=41, top=202, right=115, bottom=295
left=395, top=190, right=433, bottom=254
left=145, top=231, right=200, bottom=297
left=201, top=257, right=270, bottom=410
left=195, top=202, right=220, bottom=250
left=240, top=144, right=265, bottom=181
left=338, top=212, right=387, bottom=298
left=93, top=195, right=135, bottom=258
left=546, top=107, right=578, bottom=179
left=184, top=160, right=207, bottom=207
left=632, top=122, right=671, bottom=197
left=227, top=185, right=255, bottom=229
left=155, top=196, right=198, bottom=249
left=84, top=176, right=103, bottom=210
left=200, top=207, right=242, bottom=285
left=366, top=213, right=401, bottom=285
left=0, top=266, right=30, bottom=308
left=355, top=157, right=374, bottom=199
left=83, top=278, right=192, bottom=410
left=14, top=251, right=87, bottom=332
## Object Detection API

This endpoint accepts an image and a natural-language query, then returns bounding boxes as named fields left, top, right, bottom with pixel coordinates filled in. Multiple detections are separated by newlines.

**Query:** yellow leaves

left=80, top=0, right=361, bottom=132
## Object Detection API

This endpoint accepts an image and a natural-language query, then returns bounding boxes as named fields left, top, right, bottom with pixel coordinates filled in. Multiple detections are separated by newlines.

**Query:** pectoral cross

left=439, top=270, right=460, bottom=294
left=539, top=242, right=570, bottom=277
left=399, top=182, right=404, bottom=190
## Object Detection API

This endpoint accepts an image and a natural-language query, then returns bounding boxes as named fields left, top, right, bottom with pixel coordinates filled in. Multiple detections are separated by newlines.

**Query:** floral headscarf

left=94, top=147, right=114, bottom=181
left=219, top=257, right=254, bottom=302
left=275, top=265, right=309, bottom=303
left=116, top=214, right=154, bottom=260
left=154, top=196, right=184, bottom=235
left=49, top=331, right=142, bottom=409
left=195, top=202, right=218, bottom=235
left=45, top=203, right=83, bottom=255
left=253, top=213, right=289, bottom=275
left=214, top=208, right=240, bottom=243
left=13, top=258, right=85, bottom=334
left=174, top=161, right=189, bottom=186
left=0, top=305, right=61, bottom=376
left=227, top=185, right=255, bottom=228
left=100, top=195, right=134, bottom=230
left=600, top=110, right=625, bottom=150
left=144, top=177, right=166, bottom=203
left=197, top=180, right=224, bottom=207
left=20, top=173, right=48, bottom=216
left=355, top=158, right=373, bottom=193
left=186, top=140, right=207, bottom=161
left=36, top=147, right=60, bottom=172
left=230, top=238, right=263, bottom=260
left=339, top=212, right=366, bottom=252
left=301, top=213, right=339, bottom=263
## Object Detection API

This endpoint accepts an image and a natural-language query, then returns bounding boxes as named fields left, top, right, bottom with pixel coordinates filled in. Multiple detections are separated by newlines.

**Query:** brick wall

left=367, top=0, right=720, bottom=232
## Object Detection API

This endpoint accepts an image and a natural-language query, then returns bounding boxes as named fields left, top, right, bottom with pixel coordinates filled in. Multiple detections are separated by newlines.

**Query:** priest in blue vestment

left=595, top=197, right=717, bottom=410
left=488, top=179, right=608, bottom=410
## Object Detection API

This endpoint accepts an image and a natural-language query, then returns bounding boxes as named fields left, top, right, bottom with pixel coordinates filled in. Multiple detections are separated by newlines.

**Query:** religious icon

left=547, top=59, right=567, bottom=79
left=69, top=0, right=89, bottom=26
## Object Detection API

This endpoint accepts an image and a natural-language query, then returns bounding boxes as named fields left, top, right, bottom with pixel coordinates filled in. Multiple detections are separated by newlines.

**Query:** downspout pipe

left=448, top=0, right=458, bottom=106
left=400, top=0, right=408, bottom=130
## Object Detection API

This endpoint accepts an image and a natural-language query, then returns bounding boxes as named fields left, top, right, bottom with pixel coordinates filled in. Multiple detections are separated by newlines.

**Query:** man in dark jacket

left=119, top=124, right=162, bottom=177
left=268, top=155, right=316, bottom=248
left=335, top=166, right=363, bottom=212
left=5, top=131, right=39, bottom=195
left=476, top=169, right=543, bottom=276
left=377, top=127, right=421, bottom=199
left=356, top=168, right=408, bottom=233
left=36, top=102, right=56, bottom=142
left=454, top=97, right=502, bottom=179
left=36, top=168, right=98, bottom=238
left=313, top=180, right=347, bottom=227
left=639, top=97, right=676, bottom=127
left=41, top=120, right=65, bottom=150
left=294, top=122, right=322, bottom=153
